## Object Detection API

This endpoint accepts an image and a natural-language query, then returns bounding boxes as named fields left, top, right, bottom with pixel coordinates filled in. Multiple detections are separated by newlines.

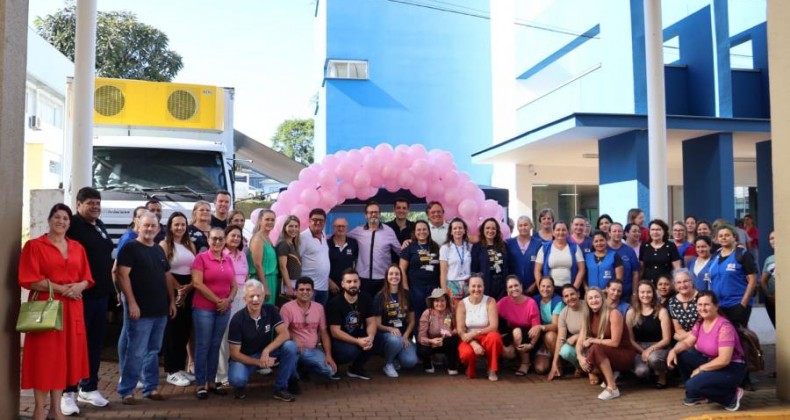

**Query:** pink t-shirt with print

left=691, top=316, right=745, bottom=363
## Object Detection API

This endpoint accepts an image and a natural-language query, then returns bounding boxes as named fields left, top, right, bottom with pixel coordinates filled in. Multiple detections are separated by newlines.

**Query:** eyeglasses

left=209, top=237, right=225, bottom=242
left=310, top=218, right=326, bottom=223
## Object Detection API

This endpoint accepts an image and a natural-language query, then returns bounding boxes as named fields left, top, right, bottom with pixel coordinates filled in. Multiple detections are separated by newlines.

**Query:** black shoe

left=233, top=387, right=246, bottom=400
left=288, top=378, right=302, bottom=395
left=347, top=368, right=371, bottom=380
left=209, top=385, right=227, bottom=396
left=273, top=390, right=295, bottom=402
left=195, top=388, right=208, bottom=400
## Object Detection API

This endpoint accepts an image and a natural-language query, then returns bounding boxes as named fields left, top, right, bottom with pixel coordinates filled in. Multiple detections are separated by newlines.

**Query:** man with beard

left=326, top=269, right=377, bottom=380
left=348, top=201, right=403, bottom=297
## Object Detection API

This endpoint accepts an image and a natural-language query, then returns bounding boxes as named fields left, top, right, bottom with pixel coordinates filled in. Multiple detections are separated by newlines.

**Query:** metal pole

left=644, top=0, right=668, bottom=220
left=68, top=0, right=97, bottom=205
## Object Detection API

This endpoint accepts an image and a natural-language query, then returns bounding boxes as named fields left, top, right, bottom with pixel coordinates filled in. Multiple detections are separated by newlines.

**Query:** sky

left=28, top=0, right=317, bottom=145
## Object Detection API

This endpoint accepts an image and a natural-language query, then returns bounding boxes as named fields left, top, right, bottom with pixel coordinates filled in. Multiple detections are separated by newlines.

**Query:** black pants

left=417, top=335, right=460, bottom=370
left=721, top=304, right=751, bottom=328
left=766, top=297, right=776, bottom=327
left=163, top=274, right=193, bottom=374
left=66, top=295, right=110, bottom=392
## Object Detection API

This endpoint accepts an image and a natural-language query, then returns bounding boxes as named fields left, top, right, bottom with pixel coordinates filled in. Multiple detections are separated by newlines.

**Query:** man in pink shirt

left=280, top=277, right=338, bottom=382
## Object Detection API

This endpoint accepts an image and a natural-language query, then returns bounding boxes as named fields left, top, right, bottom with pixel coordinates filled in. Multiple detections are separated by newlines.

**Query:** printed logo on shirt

left=346, top=249, right=354, bottom=256
left=344, top=310, right=360, bottom=332
left=264, top=323, right=271, bottom=333
left=726, top=263, right=737, bottom=272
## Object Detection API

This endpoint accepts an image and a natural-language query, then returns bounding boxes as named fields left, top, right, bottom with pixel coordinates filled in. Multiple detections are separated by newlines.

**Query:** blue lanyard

left=454, top=242, right=467, bottom=266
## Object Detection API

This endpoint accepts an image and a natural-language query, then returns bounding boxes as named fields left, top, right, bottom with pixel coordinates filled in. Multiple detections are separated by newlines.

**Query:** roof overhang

left=472, top=113, right=771, bottom=168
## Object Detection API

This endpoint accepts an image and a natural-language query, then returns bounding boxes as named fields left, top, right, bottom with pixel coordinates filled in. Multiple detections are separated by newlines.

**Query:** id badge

left=424, top=265, right=435, bottom=272
left=392, top=319, right=403, bottom=328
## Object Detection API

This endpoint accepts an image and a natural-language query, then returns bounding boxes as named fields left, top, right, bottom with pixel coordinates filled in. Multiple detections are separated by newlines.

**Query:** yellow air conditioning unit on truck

left=64, top=77, right=235, bottom=244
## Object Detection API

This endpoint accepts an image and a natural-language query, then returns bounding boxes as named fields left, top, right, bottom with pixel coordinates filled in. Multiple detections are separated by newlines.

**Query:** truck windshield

left=92, top=147, right=226, bottom=194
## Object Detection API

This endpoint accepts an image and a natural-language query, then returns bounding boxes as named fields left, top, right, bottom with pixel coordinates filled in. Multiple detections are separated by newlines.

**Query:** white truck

left=64, top=77, right=235, bottom=241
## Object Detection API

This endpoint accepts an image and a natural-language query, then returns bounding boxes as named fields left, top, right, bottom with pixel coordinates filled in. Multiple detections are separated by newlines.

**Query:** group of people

left=19, top=191, right=769, bottom=418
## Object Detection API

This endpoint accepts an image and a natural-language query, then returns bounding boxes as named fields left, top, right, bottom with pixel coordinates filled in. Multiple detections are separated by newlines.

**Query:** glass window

left=92, top=147, right=227, bottom=198
left=326, top=60, right=369, bottom=80
left=532, top=184, right=599, bottom=223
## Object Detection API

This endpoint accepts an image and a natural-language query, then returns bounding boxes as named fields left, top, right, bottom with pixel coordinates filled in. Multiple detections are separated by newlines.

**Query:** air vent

left=94, top=85, right=125, bottom=116
left=167, top=90, right=197, bottom=120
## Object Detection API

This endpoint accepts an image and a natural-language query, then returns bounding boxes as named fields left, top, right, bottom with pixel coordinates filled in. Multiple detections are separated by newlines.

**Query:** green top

left=248, top=240, right=279, bottom=278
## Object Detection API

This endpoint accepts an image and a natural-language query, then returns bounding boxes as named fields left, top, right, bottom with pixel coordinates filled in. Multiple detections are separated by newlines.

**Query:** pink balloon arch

left=253, top=143, right=509, bottom=241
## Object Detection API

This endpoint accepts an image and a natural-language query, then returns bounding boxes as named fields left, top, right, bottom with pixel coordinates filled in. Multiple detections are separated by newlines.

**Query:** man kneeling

left=228, top=280, right=298, bottom=401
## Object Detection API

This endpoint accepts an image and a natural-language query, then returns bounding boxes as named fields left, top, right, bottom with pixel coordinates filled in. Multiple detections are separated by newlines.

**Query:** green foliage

left=34, top=3, right=183, bottom=82
left=271, top=119, right=314, bottom=164
left=234, top=199, right=274, bottom=220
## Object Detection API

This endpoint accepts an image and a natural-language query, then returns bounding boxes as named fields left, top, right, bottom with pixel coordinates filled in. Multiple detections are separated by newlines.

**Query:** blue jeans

left=117, top=316, right=167, bottom=397
left=313, top=290, right=329, bottom=307
left=374, top=332, right=419, bottom=367
left=228, top=340, right=298, bottom=392
left=297, top=347, right=335, bottom=378
left=677, top=348, right=746, bottom=406
left=118, top=294, right=129, bottom=374
left=331, top=338, right=372, bottom=371
left=192, top=308, right=231, bottom=386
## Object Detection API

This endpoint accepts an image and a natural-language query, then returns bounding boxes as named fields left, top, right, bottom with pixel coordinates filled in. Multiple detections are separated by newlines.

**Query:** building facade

left=313, top=0, right=493, bottom=185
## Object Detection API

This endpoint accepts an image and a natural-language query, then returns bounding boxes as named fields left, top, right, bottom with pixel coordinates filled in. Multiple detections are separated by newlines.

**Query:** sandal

left=209, top=386, right=227, bottom=396
left=195, top=387, right=208, bottom=400
left=515, top=364, right=530, bottom=376
left=573, top=368, right=585, bottom=378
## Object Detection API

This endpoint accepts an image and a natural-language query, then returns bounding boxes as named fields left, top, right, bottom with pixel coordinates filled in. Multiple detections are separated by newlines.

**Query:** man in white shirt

left=427, top=201, right=449, bottom=246
left=299, top=208, right=331, bottom=306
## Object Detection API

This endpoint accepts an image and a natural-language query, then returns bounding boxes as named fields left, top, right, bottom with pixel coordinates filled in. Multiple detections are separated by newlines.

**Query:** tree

left=34, top=3, right=183, bottom=82
left=271, top=119, right=314, bottom=164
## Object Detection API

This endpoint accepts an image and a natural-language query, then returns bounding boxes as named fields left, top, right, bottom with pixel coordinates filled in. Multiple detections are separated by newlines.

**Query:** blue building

left=313, top=0, right=493, bottom=185
left=474, top=0, right=770, bottom=255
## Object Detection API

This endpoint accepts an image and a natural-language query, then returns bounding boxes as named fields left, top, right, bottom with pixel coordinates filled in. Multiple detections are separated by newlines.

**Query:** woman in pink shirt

left=191, top=227, right=237, bottom=399
left=216, top=225, right=249, bottom=385
left=497, top=276, right=540, bottom=376
left=667, top=291, right=746, bottom=411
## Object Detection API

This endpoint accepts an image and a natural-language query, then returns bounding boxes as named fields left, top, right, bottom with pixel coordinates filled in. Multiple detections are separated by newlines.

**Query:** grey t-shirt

left=559, top=304, right=585, bottom=337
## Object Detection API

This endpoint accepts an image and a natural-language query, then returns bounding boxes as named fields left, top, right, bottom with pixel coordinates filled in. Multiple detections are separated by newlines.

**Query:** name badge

left=424, top=265, right=435, bottom=272
left=392, top=319, right=403, bottom=328
left=530, top=256, right=537, bottom=262
left=726, top=263, right=737, bottom=272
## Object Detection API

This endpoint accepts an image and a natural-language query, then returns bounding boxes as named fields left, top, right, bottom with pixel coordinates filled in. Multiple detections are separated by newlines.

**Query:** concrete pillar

left=598, top=130, right=650, bottom=222
left=491, top=162, right=532, bottom=227
left=681, top=133, right=734, bottom=222
left=0, top=0, right=29, bottom=414
left=643, top=0, right=669, bottom=221
left=767, top=0, right=790, bottom=400
left=756, top=140, right=773, bottom=266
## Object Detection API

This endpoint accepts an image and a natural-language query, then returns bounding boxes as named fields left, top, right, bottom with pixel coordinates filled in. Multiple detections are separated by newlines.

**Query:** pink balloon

left=440, top=170, right=459, bottom=189
left=353, top=171, right=371, bottom=189
left=392, top=150, right=408, bottom=167
left=384, top=179, right=400, bottom=193
left=291, top=204, right=309, bottom=223
left=338, top=182, right=355, bottom=199
left=411, top=179, right=427, bottom=197
left=300, top=187, right=319, bottom=208
left=444, top=188, right=461, bottom=207
left=458, top=199, right=479, bottom=222
left=374, top=143, right=394, bottom=162
left=336, top=160, right=354, bottom=181
left=481, top=199, right=500, bottom=219
left=381, top=165, right=398, bottom=184
left=394, top=144, right=410, bottom=154
left=397, top=171, right=415, bottom=189
left=410, top=159, right=429, bottom=177
left=357, top=186, right=378, bottom=201
left=426, top=179, right=444, bottom=200
left=409, top=144, right=428, bottom=160
left=444, top=206, right=458, bottom=220
left=318, top=169, right=337, bottom=186
left=321, top=154, right=340, bottom=172
left=298, top=167, right=319, bottom=187
left=250, top=208, right=263, bottom=225
left=270, top=216, right=287, bottom=243
left=347, top=149, right=362, bottom=164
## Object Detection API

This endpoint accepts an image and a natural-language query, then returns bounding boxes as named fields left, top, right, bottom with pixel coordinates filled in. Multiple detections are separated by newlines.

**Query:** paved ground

left=19, top=345, right=788, bottom=419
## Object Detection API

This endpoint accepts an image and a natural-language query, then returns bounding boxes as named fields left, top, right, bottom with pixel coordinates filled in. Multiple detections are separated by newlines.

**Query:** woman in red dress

left=19, top=203, right=93, bottom=420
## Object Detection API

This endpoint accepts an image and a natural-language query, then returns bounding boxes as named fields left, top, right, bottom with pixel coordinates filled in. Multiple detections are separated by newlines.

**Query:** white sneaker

left=601, top=371, right=621, bottom=388
left=382, top=363, right=399, bottom=378
left=598, top=388, right=621, bottom=401
left=257, top=367, right=273, bottom=375
left=77, top=390, right=109, bottom=407
left=447, top=369, right=459, bottom=376
left=167, top=372, right=191, bottom=387
left=60, top=392, right=80, bottom=416
left=136, top=381, right=144, bottom=389
left=182, top=370, right=196, bottom=382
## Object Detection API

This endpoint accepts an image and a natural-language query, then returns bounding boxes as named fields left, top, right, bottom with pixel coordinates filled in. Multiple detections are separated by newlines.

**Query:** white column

left=68, top=0, right=97, bottom=205
left=643, top=0, right=668, bottom=220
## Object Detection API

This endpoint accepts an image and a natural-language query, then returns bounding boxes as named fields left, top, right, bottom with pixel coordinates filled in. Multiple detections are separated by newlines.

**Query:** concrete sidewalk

left=19, top=345, right=788, bottom=419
